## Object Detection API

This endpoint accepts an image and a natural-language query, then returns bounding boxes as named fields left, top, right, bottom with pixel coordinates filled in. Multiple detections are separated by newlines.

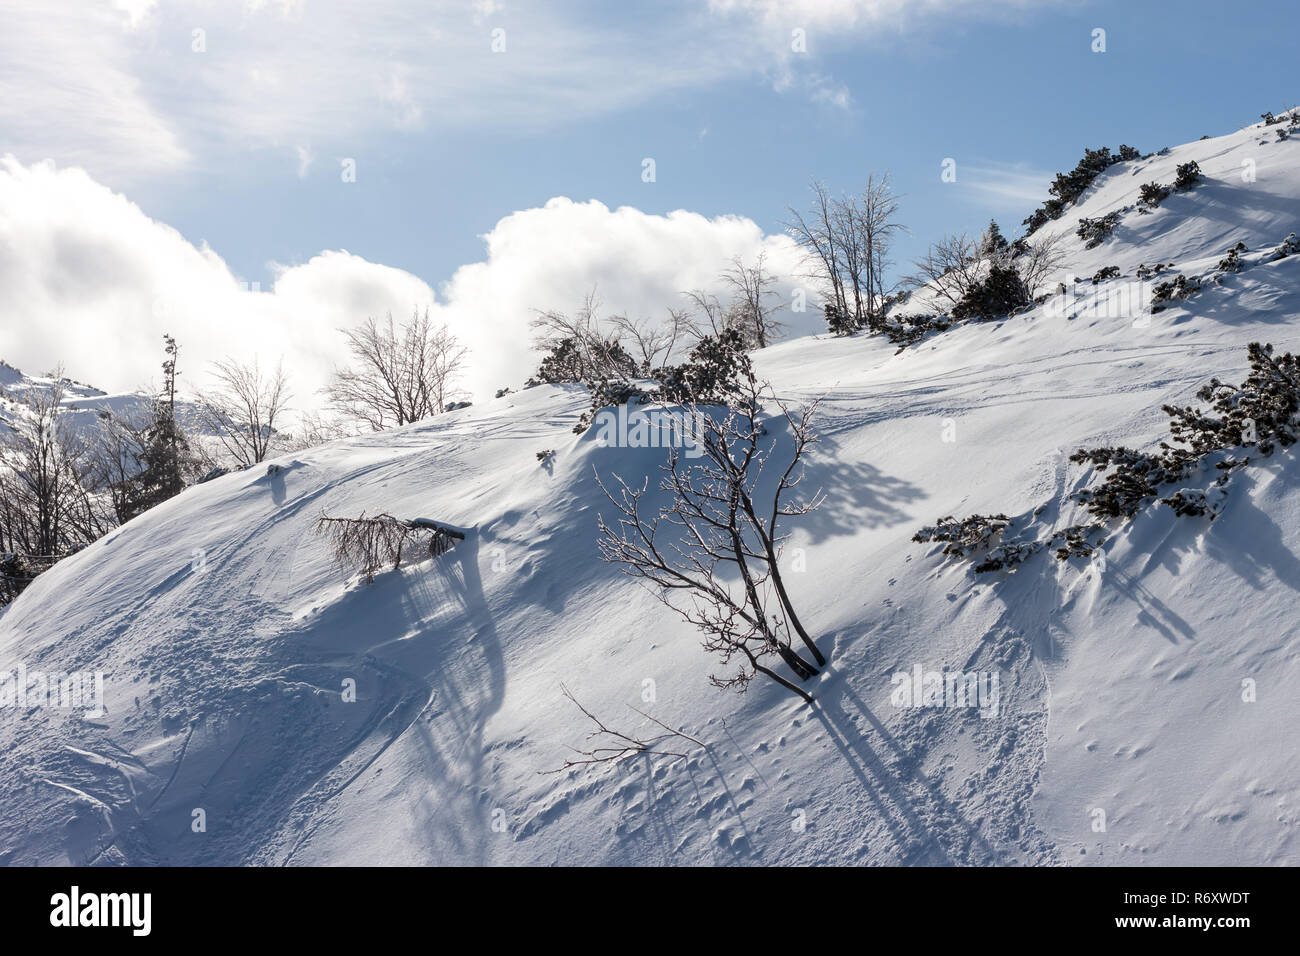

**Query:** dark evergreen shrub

left=1173, top=160, right=1202, bottom=190
left=527, top=335, right=638, bottom=387
left=824, top=302, right=856, bottom=336
left=1023, top=145, right=1139, bottom=234
left=912, top=514, right=1011, bottom=558
left=950, top=265, right=1030, bottom=320
left=1137, top=181, right=1170, bottom=210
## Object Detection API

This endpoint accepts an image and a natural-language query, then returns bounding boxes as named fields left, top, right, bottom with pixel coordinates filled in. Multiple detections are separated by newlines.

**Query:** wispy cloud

left=294, top=145, right=314, bottom=179
left=0, top=0, right=1066, bottom=184
left=957, top=161, right=1054, bottom=212
left=0, top=1, right=187, bottom=179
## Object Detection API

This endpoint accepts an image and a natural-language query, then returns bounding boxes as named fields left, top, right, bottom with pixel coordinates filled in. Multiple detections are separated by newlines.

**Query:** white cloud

left=0, top=156, right=435, bottom=411
left=428, top=198, right=809, bottom=398
left=0, top=159, right=812, bottom=415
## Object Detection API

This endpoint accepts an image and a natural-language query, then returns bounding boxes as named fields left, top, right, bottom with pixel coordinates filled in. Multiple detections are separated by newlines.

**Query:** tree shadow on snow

left=227, top=531, right=508, bottom=865
left=810, top=676, right=1005, bottom=865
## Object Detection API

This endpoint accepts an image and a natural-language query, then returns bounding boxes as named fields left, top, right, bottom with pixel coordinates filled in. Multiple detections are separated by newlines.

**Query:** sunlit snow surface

left=2, top=119, right=1298, bottom=865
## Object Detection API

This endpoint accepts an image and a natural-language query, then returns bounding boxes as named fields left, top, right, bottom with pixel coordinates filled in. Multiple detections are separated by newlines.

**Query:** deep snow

left=2, top=115, right=1298, bottom=866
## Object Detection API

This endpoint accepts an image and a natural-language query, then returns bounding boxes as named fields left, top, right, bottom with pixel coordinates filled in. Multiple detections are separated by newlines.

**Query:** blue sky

left=1, top=0, right=1295, bottom=399
left=136, top=0, right=1297, bottom=288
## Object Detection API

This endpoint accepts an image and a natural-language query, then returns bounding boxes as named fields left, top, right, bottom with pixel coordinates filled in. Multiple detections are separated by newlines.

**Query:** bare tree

left=785, top=180, right=848, bottom=322
left=608, top=307, right=697, bottom=373
left=1013, top=230, right=1071, bottom=298
left=84, top=411, right=146, bottom=526
left=856, top=174, right=905, bottom=329
left=292, top=411, right=355, bottom=450
left=530, top=289, right=642, bottom=384
left=681, top=288, right=730, bottom=338
left=786, top=176, right=903, bottom=332
left=595, top=371, right=826, bottom=704
left=906, top=232, right=983, bottom=310
left=327, top=311, right=467, bottom=431
left=720, top=252, right=784, bottom=348
left=0, top=372, right=101, bottom=559
left=195, top=357, right=291, bottom=467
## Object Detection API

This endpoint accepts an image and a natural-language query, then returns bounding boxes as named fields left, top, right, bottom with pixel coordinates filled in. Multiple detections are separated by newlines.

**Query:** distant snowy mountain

left=2, top=113, right=1299, bottom=866
left=0, top=360, right=208, bottom=443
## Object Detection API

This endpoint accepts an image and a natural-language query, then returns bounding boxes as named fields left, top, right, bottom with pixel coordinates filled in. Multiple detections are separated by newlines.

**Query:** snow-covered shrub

left=1048, top=524, right=1108, bottom=561
left=1076, top=211, right=1122, bottom=249
left=1068, top=446, right=1173, bottom=518
left=1150, top=273, right=1201, bottom=311
left=950, top=265, right=1031, bottom=320
left=1268, top=232, right=1300, bottom=261
left=573, top=379, right=651, bottom=435
left=652, top=328, right=753, bottom=407
left=573, top=329, right=754, bottom=435
left=882, top=314, right=954, bottom=350
left=1217, top=242, right=1249, bottom=273
left=921, top=344, right=1299, bottom=574
left=1072, top=342, right=1298, bottom=520
left=315, top=513, right=463, bottom=584
left=1092, top=265, right=1121, bottom=284
left=527, top=335, right=638, bottom=387
left=1160, top=487, right=1227, bottom=519
left=1136, top=181, right=1171, bottom=211
left=912, top=513, right=1012, bottom=558
left=824, top=302, right=856, bottom=336
left=972, top=540, right=1042, bottom=574
left=1136, top=261, right=1172, bottom=279
left=1168, top=342, right=1299, bottom=456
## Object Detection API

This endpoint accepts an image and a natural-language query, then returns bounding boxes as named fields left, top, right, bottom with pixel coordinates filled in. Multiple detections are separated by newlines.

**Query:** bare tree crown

left=327, top=310, right=467, bottom=431
left=596, top=371, right=827, bottom=703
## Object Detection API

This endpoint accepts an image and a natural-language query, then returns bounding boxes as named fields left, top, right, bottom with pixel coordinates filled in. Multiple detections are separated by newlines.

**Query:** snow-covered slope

left=3, top=116, right=1299, bottom=866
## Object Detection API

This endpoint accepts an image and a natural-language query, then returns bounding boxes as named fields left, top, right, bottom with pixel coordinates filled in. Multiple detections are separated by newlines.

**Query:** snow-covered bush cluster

left=1022, top=144, right=1141, bottom=235
left=1149, top=273, right=1202, bottom=312
left=916, top=342, right=1300, bottom=574
left=1217, top=241, right=1249, bottom=273
left=1076, top=211, right=1122, bottom=249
